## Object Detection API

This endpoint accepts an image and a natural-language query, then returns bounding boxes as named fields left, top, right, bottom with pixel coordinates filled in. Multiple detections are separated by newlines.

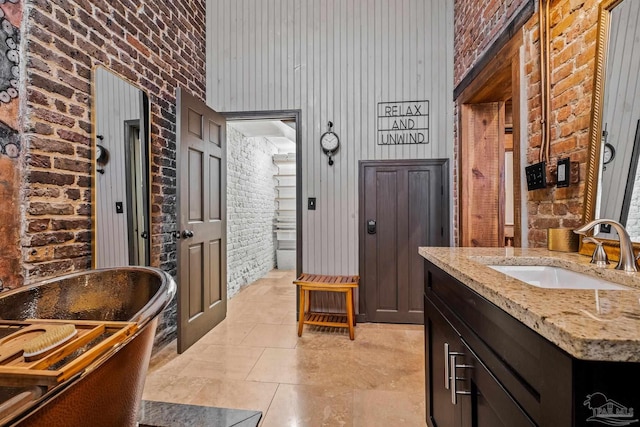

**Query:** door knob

left=367, top=220, right=377, bottom=234
left=182, top=230, right=194, bottom=238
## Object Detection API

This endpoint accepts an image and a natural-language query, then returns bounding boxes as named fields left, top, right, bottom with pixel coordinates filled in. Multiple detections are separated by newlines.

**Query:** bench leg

left=351, top=289, right=356, bottom=327
left=346, top=289, right=354, bottom=340
left=298, top=288, right=305, bottom=337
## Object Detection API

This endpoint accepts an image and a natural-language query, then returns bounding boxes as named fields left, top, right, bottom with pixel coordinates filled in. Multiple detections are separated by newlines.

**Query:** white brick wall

left=226, top=126, right=279, bottom=298
left=626, top=171, right=640, bottom=241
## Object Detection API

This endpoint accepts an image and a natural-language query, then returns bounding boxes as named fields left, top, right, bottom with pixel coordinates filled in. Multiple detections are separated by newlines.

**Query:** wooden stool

left=293, top=274, right=359, bottom=340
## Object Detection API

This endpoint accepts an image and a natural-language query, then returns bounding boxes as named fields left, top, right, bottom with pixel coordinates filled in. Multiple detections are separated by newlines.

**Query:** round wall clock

left=320, top=121, right=339, bottom=165
left=603, top=143, right=615, bottom=165
left=96, top=144, right=109, bottom=165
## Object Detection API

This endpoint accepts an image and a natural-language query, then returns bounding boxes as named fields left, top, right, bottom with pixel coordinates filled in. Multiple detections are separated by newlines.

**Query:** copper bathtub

left=0, top=267, right=176, bottom=427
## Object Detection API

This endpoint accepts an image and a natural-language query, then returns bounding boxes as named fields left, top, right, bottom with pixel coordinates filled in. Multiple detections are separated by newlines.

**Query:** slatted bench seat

left=293, top=273, right=360, bottom=340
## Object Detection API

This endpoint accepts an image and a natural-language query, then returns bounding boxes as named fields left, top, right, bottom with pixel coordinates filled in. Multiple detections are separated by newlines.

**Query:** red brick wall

left=524, top=0, right=599, bottom=246
left=454, top=0, right=531, bottom=85
left=455, top=0, right=602, bottom=247
left=20, top=0, right=206, bottom=281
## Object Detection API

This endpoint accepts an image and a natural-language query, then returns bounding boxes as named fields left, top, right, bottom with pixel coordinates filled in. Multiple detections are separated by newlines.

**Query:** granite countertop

left=419, top=247, right=640, bottom=363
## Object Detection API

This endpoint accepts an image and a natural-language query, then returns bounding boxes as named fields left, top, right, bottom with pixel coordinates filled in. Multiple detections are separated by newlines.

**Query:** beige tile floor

left=143, top=270, right=427, bottom=426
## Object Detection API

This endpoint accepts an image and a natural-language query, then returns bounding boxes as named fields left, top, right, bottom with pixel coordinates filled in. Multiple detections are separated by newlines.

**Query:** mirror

left=92, top=67, right=151, bottom=268
left=582, top=0, right=640, bottom=256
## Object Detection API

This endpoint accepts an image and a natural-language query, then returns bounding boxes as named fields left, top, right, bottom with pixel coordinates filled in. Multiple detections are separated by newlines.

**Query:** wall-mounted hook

left=96, top=135, right=104, bottom=140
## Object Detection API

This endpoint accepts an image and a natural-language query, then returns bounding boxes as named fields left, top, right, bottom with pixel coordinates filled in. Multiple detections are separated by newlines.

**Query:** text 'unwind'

left=377, top=100, right=429, bottom=145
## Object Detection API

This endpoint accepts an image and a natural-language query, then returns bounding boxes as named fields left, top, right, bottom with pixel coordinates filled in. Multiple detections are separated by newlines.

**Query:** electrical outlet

left=525, top=162, right=547, bottom=191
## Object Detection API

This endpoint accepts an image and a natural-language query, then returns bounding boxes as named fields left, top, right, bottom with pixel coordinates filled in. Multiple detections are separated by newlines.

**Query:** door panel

left=461, top=102, right=504, bottom=247
left=177, top=88, right=227, bottom=353
left=409, top=170, right=431, bottom=313
left=425, top=298, right=462, bottom=426
left=361, top=159, right=449, bottom=324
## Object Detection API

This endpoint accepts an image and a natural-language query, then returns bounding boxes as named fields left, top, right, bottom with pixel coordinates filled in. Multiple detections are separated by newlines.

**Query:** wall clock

left=603, top=142, right=615, bottom=165
left=320, top=121, right=339, bottom=165
left=96, top=144, right=109, bottom=165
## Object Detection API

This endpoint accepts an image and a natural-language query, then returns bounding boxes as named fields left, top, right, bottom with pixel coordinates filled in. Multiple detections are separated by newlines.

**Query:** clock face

left=96, top=144, right=109, bottom=164
left=321, top=132, right=339, bottom=153
left=603, top=143, right=615, bottom=164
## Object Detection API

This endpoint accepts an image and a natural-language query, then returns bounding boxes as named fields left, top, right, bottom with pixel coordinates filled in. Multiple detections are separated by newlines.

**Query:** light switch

left=308, top=197, right=316, bottom=210
left=115, top=202, right=124, bottom=214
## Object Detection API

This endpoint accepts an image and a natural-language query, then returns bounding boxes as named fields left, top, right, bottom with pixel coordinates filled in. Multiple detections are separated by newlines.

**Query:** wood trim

left=512, top=53, right=522, bottom=247
left=457, top=29, right=523, bottom=104
left=580, top=0, right=630, bottom=258
left=454, top=0, right=534, bottom=100
left=458, top=32, right=523, bottom=248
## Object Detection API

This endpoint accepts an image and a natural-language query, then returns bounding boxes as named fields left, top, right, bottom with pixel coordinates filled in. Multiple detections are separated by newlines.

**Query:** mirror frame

left=90, top=66, right=153, bottom=268
left=580, top=0, right=640, bottom=259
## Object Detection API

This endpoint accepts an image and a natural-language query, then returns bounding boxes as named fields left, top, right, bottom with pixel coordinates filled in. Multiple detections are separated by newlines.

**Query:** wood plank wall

left=206, top=0, right=454, bottom=274
left=599, top=0, right=640, bottom=233
left=95, top=68, right=142, bottom=268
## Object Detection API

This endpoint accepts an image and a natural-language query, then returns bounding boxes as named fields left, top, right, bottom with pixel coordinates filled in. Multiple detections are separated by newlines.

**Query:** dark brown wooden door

left=176, top=89, right=227, bottom=353
left=360, top=159, right=448, bottom=323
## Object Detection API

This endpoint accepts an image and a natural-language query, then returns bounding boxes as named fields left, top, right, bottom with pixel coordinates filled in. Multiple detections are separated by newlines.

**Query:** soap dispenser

left=582, top=237, right=609, bottom=267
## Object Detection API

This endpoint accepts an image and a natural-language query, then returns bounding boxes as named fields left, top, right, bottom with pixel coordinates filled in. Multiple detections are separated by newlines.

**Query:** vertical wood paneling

left=599, top=0, right=640, bottom=227
left=95, top=68, right=141, bottom=268
left=206, top=0, right=454, bottom=274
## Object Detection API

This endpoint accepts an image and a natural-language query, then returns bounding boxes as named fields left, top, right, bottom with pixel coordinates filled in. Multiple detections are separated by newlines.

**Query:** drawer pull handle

left=450, top=354, right=474, bottom=404
left=444, top=343, right=464, bottom=390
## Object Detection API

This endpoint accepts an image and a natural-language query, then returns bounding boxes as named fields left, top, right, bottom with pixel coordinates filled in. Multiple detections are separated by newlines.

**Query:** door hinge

left=441, top=227, right=444, bottom=237
left=441, top=185, right=443, bottom=195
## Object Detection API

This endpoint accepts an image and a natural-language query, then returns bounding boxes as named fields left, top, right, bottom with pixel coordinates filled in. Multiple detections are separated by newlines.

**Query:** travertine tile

left=240, top=323, right=299, bottom=348
left=144, top=269, right=426, bottom=426
left=261, top=384, right=354, bottom=427
left=353, top=389, right=426, bottom=427
left=189, top=378, right=278, bottom=413
left=176, top=345, right=265, bottom=380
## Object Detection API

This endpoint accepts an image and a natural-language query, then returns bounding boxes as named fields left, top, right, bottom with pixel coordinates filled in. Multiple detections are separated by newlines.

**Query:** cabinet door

left=460, top=341, right=535, bottom=427
left=425, top=297, right=462, bottom=426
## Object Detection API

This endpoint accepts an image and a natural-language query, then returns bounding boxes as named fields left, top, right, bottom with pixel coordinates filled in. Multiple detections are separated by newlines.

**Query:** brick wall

left=22, top=0, right=206, bottom=280
left=455, top=0, right=601, bottom=247
left=454, top=0, right=531, bottom=85
left=3, top=0, right=207, bottom=346
left=226, top=126, right=278, bottom=298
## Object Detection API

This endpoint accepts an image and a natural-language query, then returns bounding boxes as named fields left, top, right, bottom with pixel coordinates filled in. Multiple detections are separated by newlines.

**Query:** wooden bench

left=293, top=273, right=359, bottom=340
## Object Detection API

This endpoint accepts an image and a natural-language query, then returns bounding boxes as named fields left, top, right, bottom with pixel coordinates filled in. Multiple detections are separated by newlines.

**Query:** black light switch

left=308, top=197, right=316, bottom=210
left=115, top=202, right=124, bottom=213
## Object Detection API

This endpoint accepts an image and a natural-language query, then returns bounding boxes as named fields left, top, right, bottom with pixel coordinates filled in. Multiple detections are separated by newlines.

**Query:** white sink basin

left=488, top=265, right=631, bottom=290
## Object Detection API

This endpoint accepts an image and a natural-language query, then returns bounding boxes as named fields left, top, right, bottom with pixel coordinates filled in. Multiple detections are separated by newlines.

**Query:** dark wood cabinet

left=424, top=259, right=640, bottom=427
left=425, top=296, right=533, bottom=427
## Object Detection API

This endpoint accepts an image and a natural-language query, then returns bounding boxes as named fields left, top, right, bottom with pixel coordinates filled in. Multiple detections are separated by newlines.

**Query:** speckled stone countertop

left=419, top=247, right=640, bottom=363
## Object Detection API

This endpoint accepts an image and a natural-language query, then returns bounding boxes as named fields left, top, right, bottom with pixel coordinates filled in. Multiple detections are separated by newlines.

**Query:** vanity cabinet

left=424, top=259, right=640, bottom=427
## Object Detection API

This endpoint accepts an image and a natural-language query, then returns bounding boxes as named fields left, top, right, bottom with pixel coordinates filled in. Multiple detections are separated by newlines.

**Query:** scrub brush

left=23, top=324, right=77, bottom=361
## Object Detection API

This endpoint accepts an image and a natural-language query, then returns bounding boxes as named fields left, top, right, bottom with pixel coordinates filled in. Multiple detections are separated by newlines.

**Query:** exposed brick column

left=21, top=0, right=207, bottom=281
left=455, top=0, right=600, bottom=247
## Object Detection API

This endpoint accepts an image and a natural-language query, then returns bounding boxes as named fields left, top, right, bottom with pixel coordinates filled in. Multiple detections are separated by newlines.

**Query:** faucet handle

left=583, top=237, right=610, bottom=267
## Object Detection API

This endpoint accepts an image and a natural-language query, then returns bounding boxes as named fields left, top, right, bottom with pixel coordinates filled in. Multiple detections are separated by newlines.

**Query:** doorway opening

left=224, top=111, right=301, bottom=299
left=458, top=33, right=523, bottom=248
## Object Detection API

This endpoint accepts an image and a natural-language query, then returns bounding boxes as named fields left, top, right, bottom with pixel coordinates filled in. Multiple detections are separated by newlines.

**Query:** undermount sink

left=488, top=265, right=631, bottom=290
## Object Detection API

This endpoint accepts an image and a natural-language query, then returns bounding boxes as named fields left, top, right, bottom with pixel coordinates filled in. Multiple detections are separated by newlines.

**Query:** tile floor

left=143, top=270, right=427, bottom=426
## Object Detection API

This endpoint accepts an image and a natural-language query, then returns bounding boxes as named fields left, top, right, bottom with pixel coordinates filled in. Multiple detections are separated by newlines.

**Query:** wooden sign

left=377, top=100, right=429, bottom=145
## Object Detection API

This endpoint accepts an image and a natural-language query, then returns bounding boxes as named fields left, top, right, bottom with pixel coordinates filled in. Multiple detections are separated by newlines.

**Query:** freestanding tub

left=0, top=267, right=176, bottom=427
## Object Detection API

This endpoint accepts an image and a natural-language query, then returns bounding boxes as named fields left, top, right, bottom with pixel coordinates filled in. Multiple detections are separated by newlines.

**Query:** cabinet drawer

left=425, top=261, right=574, bottom=425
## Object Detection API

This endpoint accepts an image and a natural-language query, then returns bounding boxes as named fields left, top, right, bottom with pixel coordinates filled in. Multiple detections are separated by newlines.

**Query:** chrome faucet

left=574, top=219, right=638, bottom=272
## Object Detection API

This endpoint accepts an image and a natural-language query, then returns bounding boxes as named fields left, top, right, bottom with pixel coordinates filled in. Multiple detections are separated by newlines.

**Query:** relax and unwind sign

left=377, top=100, right=429, bottom=145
